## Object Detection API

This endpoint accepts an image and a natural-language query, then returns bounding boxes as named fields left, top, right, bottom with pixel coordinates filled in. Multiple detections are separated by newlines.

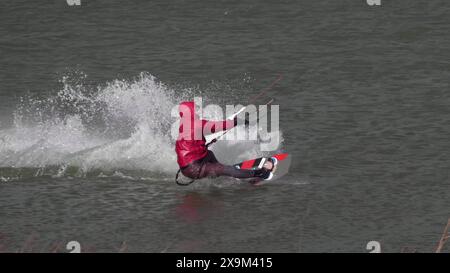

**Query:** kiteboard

left=233, top=153, right=290, bottom=184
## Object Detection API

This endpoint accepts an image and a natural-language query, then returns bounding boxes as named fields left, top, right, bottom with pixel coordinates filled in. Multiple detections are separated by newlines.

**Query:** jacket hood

left=179, top=101, right=195, bottom=119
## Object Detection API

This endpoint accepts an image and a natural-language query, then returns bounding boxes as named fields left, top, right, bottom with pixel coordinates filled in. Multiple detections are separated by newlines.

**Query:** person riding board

left=175, top=101, right=276, bottom=182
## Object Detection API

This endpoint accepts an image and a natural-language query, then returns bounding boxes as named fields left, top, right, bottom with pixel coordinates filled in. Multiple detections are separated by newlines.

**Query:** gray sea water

left=0, top=0, right=449, bottom=252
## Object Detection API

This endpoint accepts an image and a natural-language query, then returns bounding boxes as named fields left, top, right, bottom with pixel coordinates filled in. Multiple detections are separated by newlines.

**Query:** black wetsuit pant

left=181, top=151, right=257, bottom=179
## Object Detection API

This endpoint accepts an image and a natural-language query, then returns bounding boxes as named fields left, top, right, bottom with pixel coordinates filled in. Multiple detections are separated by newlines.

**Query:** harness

left=175, top=168, right=196, bottom=186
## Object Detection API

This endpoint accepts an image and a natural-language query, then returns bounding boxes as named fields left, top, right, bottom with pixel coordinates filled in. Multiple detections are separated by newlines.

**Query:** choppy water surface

left=0, top=0, right=449, bottom=252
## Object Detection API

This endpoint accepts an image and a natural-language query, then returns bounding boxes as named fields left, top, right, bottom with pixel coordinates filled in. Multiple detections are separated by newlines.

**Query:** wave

left=0, top=72, right=282, bottom=180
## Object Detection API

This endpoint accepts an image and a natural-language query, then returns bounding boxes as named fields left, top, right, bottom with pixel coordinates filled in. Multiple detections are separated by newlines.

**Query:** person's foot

left=262, top=160, right=273, bottom=171
left=260, top=168, right=273, bottom=180
left=253, top=157, right=278, bottom=181
left=253, top=168, right=270, bottom=180
left=262, top=157, right=278, bottom=172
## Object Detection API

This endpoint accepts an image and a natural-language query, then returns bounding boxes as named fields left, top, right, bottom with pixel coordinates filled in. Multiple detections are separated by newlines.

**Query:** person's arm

left=201, top=118, right=236, bottom=135
left=202, top=116, right=251, bottom=135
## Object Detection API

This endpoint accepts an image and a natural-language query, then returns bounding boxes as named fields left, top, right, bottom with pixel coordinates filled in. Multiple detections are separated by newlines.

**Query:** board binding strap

left=233, top=153, right=289, bottom=183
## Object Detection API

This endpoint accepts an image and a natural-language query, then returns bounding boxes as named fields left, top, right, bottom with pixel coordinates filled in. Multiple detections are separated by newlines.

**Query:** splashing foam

left=0, top=73, right=282, bottom=179
left=0, top=73, right=178, bottom=176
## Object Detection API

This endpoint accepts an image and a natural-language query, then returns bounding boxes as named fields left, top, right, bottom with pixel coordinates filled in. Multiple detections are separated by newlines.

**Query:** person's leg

left=203, top=150, right=219, bottom=163
left=180, top=151, right=217, bottom=179
left=181, top=151, right=272, bottom=180
left=200, top=162, right=255, bottom=179
left=198, top=151, right=256, bottom=179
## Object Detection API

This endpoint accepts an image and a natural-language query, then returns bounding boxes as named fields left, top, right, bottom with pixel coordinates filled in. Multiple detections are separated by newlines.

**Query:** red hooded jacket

left=175, top=101, right=236, bottom=167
